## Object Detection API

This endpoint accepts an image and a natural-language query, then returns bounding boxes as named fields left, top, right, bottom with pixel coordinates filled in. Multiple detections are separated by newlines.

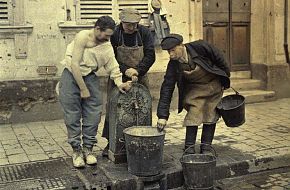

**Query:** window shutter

left=77, top=0, right=113, bottom=24
left=0, top=0, right=12, bottom=25
left=118, top=0, right=149, bottom=25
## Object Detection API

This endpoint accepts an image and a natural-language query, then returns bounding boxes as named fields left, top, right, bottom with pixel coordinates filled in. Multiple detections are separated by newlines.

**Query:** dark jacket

left=110, top=24, right=156, bottom=77
left=157, top=40, right=231, bottom=120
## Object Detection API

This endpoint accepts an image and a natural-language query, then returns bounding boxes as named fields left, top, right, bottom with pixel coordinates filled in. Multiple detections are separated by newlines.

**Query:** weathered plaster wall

left=251, top=0, right=290, bottom=97
left=0, top=0, right=66, bottom=81
left=15, top=0, right=290, bottom=82
left=0, top=0, right=200, bottom=80
left=251, top=0, right=290, bottom=65
left=150, top=0, right=203, bottom=72
left=0, top=0, right=196, bottom=123
left=25, top=0, right=67, bottom=78
left=273, top=0, right=287, bottom=63
left=250, top=0, right=265, bottom=65
left=0, top=39, right=16, bottom=79
left=2, top=0, right=290, bottom=123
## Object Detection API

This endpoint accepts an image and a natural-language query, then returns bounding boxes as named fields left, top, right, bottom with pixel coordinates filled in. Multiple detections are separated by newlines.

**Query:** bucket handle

left=231, top=87, right=239, bottom=95
left=182, top=143, right=217, bottom=157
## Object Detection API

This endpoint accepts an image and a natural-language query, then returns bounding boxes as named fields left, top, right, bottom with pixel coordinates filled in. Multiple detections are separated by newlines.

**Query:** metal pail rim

left=123, top=126, right=165, bottom=137
left=217, top=94, right=245, bottom=111
left=180, top=144, right=217, bottom=164
left=180, top=154, right=216, bottom=164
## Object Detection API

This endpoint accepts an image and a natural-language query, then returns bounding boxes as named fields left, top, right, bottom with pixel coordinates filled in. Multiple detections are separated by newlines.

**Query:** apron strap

left=134, top=34, right=138, bottom=47
left=136, top=31, right=143, bottom=47
left=118, top=29, right=143, bottom=47
left=129, top=31, right=141, bottom=47
left=118, top=30, right=125, bottom=46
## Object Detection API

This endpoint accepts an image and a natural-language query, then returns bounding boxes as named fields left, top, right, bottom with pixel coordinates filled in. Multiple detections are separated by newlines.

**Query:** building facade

left=0, top=0, right=289, bottom=123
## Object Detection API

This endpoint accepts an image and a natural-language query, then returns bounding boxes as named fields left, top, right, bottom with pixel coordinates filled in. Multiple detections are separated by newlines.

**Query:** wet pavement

left=0, top=158, right=109, bottom=190
left=0, top=98, right=289, bottom=189
left=0, top=158, right=83, bottom=190
left=215, top=167, right=290, bottom=190
left=173, top=168, right=290, bottom=190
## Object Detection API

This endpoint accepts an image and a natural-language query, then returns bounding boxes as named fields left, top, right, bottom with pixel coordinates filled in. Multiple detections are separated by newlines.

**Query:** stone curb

left=100, top=153, right=290, bottom=189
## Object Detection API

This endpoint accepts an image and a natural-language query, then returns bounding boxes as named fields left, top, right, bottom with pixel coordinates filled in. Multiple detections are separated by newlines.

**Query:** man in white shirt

left=58, top=16, right=131, bottom=168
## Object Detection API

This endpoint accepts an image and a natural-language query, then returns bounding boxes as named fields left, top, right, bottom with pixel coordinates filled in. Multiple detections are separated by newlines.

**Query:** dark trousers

left=185, top=123, right=216, bottom=150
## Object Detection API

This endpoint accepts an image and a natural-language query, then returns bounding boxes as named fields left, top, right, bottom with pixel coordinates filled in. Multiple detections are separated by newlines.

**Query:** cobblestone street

left=1, top=0, right=290, bottom=189
left=2, top=98, right=290, bottom=165
left=216, top=167, right=290, bottom=189
left=0, top=98, right=290, bottom=189
left=164, top=98, right=290, bottom=160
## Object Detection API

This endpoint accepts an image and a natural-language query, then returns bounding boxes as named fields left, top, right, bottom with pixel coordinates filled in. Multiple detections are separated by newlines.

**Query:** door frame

left=202, top=0, right=251, bottom=71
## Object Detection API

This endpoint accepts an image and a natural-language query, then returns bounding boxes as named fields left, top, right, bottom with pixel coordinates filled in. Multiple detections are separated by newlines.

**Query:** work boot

left=83, top=147, right=97, bottom=165
left=200, top=124, right=216, bottom=154
left=102, top=143, right=109, bottom=157
left=72, top=149, right=85, bottom=168
left=184, top=126, right=198, bottom=154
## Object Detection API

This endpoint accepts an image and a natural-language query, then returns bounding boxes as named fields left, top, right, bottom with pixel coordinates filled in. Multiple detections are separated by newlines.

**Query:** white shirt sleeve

left=103, top=45, right=123, bottom=87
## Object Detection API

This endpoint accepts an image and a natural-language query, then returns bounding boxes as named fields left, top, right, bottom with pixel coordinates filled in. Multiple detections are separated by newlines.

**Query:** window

left=75, top=0, right=149, bottom=25
left=0, top=0, right=32, bottom=59
left=0, top=0, right=13, bottom=25
left=76, top=0, right=113, bottom=23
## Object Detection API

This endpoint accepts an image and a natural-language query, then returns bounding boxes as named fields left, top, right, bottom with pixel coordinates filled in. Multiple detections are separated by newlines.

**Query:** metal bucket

left=180, top=144, right=216, bottom=190
left=217, top=88, right=245, bottom=127
left=123, top=126, right=165, bottom=176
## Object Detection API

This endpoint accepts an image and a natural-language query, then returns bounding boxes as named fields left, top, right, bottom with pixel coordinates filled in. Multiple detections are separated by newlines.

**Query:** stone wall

left=251, top=0, right=290, bottom=98
left=0, top=0, right=66, bottom=81
left=1, top=0, right=290, bottom=123
left=0, top=0, right=197, bottom=123
left=0, top=0, right=202, bottom=81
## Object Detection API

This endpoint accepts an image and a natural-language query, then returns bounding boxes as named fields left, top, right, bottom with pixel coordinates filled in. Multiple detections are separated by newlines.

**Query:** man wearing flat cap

left=101, top=8, right=156, bottom=156
left=156, top=34, right=230, bottom=154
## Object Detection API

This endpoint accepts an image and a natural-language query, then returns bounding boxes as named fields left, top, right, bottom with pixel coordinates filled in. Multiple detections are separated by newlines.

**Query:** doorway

left=203, top=0, right=251, bottom=71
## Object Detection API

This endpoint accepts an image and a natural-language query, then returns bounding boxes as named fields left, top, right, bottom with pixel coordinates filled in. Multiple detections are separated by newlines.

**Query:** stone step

left=148, top=72, right=258, bottom=92
left=151, top=52, right=252, bottom=80
left=230, top=71, right=251, bottom=79
left=151, top=79, right=266, bottom=101
left=230, top=78, right=262, bottom=91
left=223, top=89, right=276, bottom=104
left=151, top=89, right=276, bottom=108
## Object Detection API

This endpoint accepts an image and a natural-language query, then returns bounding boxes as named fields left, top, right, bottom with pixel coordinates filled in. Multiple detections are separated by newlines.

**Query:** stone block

left=8, top=153, right=29, bottom=164
left=0, top=158, right=9, bottom=165
left=27, top=154, right=49, bottom=161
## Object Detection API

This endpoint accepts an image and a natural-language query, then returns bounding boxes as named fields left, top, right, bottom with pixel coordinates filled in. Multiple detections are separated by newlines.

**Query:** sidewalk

left=0, top=98, right=290, bottom=188
left=216, top=167, right=290, bottom=190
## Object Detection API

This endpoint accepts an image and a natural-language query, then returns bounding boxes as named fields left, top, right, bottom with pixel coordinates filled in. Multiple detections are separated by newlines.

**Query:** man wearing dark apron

left=156, top=34, right=230, bottom=154
left=102, top=8, right=156, bottom=156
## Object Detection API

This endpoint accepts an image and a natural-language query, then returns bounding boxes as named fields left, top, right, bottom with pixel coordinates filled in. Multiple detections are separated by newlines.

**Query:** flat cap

left=151, top=0, right=161, bottom=9
left=119, top=8, right=141, bottom=23
left=161, top=34, right=183, bottom=50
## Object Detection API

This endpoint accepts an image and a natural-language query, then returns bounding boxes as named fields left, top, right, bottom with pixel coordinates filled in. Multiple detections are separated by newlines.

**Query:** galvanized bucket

left=123, top=126, right=165, bottom=176
left=217, top=88, right=245, bottom=127
left=180, top=144, right=217, bottom=190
